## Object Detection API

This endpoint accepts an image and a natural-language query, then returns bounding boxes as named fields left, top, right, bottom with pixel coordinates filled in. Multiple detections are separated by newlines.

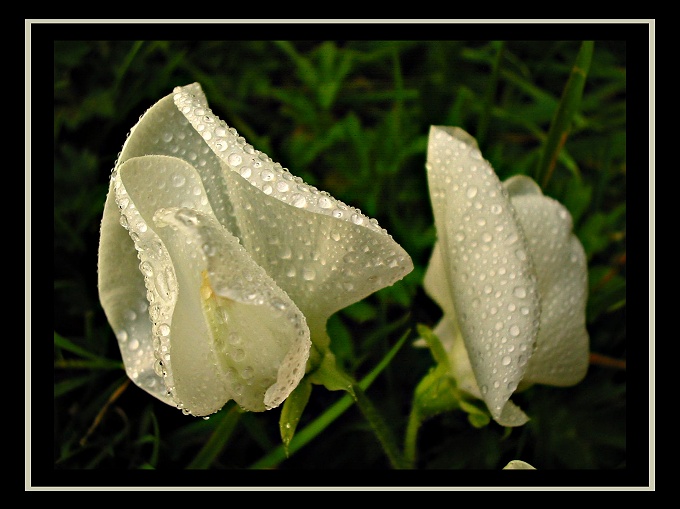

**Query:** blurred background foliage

left=51, top=33, right=640, bottom=482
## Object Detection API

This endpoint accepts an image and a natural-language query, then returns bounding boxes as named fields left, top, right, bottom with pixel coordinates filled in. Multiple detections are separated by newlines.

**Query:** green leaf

left=280, top=379, right=313, bottom=455
left=535, top=41, right=594, bottom=188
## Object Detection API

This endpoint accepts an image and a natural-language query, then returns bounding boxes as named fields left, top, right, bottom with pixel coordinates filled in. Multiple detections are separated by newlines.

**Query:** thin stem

left=351, top=384, right=410, bottom=469
left=403, top=406, right=421, bottom=469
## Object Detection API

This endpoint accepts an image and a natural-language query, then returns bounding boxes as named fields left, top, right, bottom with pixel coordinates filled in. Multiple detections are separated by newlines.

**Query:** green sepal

left=459, top=398, right=491, bottom=428
left=416, top=323, right=450, bottom=368
left=307, top=348, right=355, bottom=394
left=414, top=323, right=491, bottom=428
left=413, top=366, right=460, bottom=421
left=279, top=378, right=313, bottom=457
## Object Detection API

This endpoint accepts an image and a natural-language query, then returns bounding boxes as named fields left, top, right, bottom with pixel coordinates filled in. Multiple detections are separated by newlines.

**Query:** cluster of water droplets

left=172, top=85, right=388, bottom=236
left=154, top=206, right=311, bottom=412
left=112, top=168, right=182, bottom=409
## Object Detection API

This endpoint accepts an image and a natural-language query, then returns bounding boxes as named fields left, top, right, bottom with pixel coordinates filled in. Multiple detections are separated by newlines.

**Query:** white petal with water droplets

left=153, top=207, right=311, bottom=413
left=216, top=157, right=413, bottom=337
left=426, top=126, right=541, bottom=427
left=504, top=176, right=589, bottom=387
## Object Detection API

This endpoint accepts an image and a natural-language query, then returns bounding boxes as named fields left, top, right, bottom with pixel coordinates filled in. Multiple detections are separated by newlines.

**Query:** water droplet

left=263, top=184, right=273, bottom=195
left=240, top=167, right=252, bottom=178
left=332, top=209, right=344, bottom=218
left=501, top=355, right=512, bottom=366
left=158, top=323, right=170, bottom=336
left=139, top=261, right=154, bottom=277
left=302, top=267, right=316, bottom=281
left=490, top=204, right=502, bottom=214
left=153, top=359, right=164, bottom=376
left=454, top=232, right=466, bottom=242
left=279, top=246, right=292, bottom=259
left=351, top=213, right=364, bottom=225
left=129, top=339, right=140, bottom=351
left=292, top=194, right=307, bottom=208
left=466, top=186, right=478, bottom=198
left=513, top=286, right=527, bottom=298
left=276, top=181, right=289, bottom=192
left=319, top=196, right=332, bottom=209
left=260, top=169, right=274, bottom=181
left=171, top=174, right=186, bottom=187
left=509, top=325, right=520, bottom=337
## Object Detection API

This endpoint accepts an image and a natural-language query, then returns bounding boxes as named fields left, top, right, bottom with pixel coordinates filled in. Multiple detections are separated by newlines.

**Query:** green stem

left=351, top=384, right=410, bottom=469
left=403, top=406, right=422, bottom=469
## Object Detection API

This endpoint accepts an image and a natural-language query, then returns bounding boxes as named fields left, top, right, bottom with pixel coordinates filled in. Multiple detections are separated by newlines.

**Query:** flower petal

left=504, top=176, right=589, bottom=387
left=153, top=207, right=311, bottom=413
left=98, top=172, right=174, bottom=407
left=426, top=126, right=541, bottom=427
left=172, top=84, right=414, bottom=338
left=102, top=154, right=310, bottom=415
left=116, top=84, right=241, bottom=239
left=423, top=241, right=457, bottom=319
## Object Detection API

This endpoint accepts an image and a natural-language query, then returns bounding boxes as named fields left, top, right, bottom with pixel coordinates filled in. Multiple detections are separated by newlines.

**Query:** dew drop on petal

left=513, top=286, right=527, bottom=298
left=171, top=174, right=186, bottom=187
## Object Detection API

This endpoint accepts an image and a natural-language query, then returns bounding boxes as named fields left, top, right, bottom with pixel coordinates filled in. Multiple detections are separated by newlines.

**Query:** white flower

left=97, top=83, right=413, bottom=417
left=423, top=126, right=589, bottom=427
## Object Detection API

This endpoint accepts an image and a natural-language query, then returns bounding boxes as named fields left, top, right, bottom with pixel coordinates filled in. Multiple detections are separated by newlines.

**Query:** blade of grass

left=477, top=41, right=505, bottom=147
left=186, top=403, right=243, bottom=469
left=250, top=328, right=411, bottom=469
left=535, top=41, right=594, bottom=189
